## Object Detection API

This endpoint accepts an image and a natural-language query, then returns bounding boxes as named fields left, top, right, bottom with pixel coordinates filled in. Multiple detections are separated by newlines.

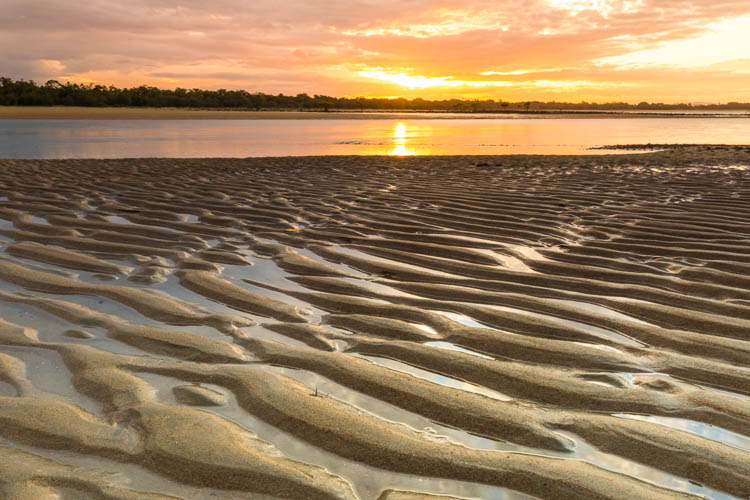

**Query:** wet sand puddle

left=0, top=146, right=749, bottom=499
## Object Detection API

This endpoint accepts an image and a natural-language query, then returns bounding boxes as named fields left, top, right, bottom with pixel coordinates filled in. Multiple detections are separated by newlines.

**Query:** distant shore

left=1, top=106, right=749, bottom=120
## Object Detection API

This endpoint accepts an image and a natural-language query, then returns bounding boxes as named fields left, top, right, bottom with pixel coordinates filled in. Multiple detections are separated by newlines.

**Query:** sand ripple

left=0, top=146, right=749, bottom=499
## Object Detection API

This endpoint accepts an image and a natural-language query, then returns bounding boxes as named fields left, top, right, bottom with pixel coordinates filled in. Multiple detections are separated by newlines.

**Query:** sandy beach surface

left=0, top=146, right=749, bottom=499
left=1, top=106, right=747, bottom=120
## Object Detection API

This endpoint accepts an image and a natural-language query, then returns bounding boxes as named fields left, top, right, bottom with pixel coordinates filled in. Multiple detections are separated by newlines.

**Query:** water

left=613, top=414, right=750, bottom=453
left=0, top=117, right=748, bottom=158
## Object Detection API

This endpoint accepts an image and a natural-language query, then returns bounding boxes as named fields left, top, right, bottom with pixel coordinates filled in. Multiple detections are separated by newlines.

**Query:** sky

left=2, top=0, right=750, bottom=103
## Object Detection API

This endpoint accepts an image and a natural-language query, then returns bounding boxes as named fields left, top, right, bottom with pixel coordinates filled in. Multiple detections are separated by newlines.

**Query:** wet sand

left=0, top=146, right=749, bottom=499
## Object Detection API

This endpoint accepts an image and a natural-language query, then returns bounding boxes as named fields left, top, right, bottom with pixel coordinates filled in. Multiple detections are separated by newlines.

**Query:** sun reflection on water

left=391, top=122, right=416, bottom=156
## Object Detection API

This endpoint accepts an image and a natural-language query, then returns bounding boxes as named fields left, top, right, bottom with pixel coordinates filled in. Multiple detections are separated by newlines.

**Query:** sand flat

left=2, top=106, right=745, bottom=120
left=0, top=147, right=749, bottom=499
left=0, top=106, right=401, bottom=120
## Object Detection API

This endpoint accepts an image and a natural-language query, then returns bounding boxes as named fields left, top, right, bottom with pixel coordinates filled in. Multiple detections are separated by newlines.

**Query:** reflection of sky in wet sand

left=413, top=323, right=439, bottom=336
left=270, top=366, right=515, bottom=452
left=614, top=413, right=750, bottom=453
left=552, top=298, right=655, bottom=326
left=481, top=303, right=644, bottom=346
left=697, top=384, right=750, bottom=401
left=0, top=435, right=270, bottom=500
left=328, top=244, right=461, bottom=278
left=139, top=369, right=533, bottom=500
left=433, top=306, right=642, bottom=348
left=337, top=276, right=425, bottom=299
left=556, top=431, right=738, bottom=500
left=2, top=188, right=749, bottom=499
left=433, top=310, right=499, bottom=330
left=107, top=215, right=138, bottom=225
left=425, top=340, right=494, bottom=360
left=1, top=345, right=103, bottom=416
left=0, top=217, right=17, bottom=234
left=0, top=252, right=527, bottom=497
left=30, top=216, right=52, bottom=225
left=293, top=245, right=370, bottom=279
left=354, top=353, right=513, bottom=401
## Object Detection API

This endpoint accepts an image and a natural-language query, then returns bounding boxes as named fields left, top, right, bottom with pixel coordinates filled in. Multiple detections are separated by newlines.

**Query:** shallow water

left=353, top=353, right=513, bottom=402
left=1, top=117, right=749, bottom=158
left=481, top=303, right=645, bottom=346
left=613, top=414, right=750, bottom=453
left=554, top=431, right=740, bottom=500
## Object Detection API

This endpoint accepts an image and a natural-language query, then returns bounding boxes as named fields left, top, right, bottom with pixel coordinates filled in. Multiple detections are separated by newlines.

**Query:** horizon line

left=2, top=76, right=749, bottom=108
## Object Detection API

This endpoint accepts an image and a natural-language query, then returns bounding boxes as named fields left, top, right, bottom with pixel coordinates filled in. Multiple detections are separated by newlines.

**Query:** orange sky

left=2, top=0, right=750, bottom=103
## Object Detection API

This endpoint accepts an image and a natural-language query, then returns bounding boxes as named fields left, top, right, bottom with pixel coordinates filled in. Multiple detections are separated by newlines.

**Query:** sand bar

left=2, top=106, right=749, bottom=120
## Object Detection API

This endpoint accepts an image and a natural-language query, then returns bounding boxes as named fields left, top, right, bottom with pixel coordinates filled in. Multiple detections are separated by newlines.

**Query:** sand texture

left=0, top=146, right=749, bottom=499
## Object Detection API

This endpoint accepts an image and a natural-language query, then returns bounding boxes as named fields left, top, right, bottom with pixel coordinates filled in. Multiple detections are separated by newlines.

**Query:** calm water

left=0, top=117, right=748, bottom=158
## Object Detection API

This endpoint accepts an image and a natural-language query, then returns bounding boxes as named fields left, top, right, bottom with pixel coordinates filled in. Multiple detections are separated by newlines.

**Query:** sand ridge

left=0, top=147, right=749, bottom=499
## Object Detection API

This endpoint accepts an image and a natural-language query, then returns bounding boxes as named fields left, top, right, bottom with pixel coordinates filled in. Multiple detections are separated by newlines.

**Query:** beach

left=1, top=106, right=747, bottom=120
left=0, top=146, right=749, bottom=499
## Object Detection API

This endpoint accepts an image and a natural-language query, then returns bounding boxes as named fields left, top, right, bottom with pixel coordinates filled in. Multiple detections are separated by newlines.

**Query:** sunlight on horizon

left=358, top=69, right=623, bottom=94
left=4, top=1, right=750, bottom=103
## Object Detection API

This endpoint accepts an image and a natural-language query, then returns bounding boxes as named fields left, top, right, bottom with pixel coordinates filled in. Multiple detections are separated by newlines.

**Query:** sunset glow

left=391, top=123, right=415, bottom=156
left=2, top=0, right=749, bottom=102
left=359, top=69, right=624, bottom=92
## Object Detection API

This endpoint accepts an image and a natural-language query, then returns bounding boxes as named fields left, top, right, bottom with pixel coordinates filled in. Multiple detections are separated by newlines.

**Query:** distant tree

left=317, top=98, right=335, bottom=111
left=1, top=76, right=749, bottom=112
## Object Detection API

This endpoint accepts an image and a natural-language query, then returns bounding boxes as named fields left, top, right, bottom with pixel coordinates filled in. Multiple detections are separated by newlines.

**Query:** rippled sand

left=0, top=146, right=749, bottom=500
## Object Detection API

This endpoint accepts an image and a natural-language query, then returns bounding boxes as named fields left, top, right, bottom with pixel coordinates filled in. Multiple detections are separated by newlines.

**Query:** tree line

left=1, top=77, right=748, bottom=112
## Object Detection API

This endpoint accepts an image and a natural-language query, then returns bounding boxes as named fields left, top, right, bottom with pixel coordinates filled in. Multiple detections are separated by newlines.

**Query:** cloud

left=0, top=0, right=749, bottom=102
left=594, top=15, right=750, bottom=68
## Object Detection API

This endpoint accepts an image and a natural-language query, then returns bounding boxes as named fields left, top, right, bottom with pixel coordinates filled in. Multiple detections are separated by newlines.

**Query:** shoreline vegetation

left=1, top=78, right=749, bottom=118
